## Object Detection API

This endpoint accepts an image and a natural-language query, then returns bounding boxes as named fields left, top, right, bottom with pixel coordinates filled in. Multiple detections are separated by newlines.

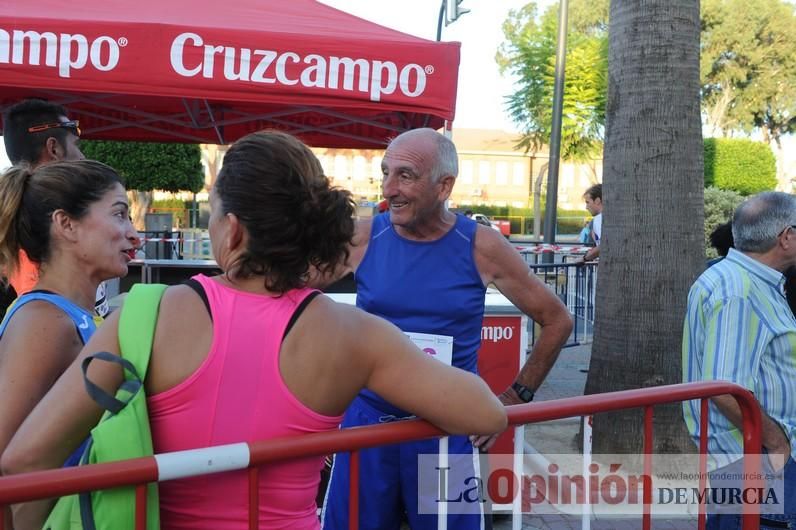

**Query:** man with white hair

left=683, top=191, right=796, bottom=528
left=321, top=128, right=573, bottom=530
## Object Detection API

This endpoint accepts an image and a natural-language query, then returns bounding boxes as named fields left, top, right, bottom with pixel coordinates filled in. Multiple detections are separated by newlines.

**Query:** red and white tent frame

left=0, top=0, right=460, bottom=147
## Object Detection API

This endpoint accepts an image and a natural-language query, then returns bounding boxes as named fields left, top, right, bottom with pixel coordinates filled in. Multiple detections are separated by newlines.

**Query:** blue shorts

left=321, top=396, right=486, bottom=530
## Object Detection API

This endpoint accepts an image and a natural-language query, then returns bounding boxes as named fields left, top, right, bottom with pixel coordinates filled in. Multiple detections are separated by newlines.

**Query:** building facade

left=198, top=128, right=603, bottom=211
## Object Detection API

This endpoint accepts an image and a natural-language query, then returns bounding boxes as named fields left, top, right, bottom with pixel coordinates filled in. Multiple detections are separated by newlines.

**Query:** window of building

left=371, top=156, right=383, bottom=183
left=353, top=156, right=367, bottom=181
left=460, top=160, right=474, bottom=184
left=478, top=161, right=491, bottom=185
left=496, top=162, right=508, bottom=185
left=334, top=155, right=349, bottom=181
left=513, top=162, right=526, bottom=186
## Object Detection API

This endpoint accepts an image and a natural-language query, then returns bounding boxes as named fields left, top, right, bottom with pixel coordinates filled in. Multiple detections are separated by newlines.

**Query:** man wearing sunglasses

left=683, top=191, right=796, bottom=528
left=0, top=99, right=112, bottom=317
left=3, top=99, right=84, bottom=169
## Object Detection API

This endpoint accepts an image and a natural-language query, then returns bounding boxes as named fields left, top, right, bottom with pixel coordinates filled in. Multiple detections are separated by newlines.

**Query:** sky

left=320, top=0, right=554, bottom=131
left=0, top=0, right=546, bottom=168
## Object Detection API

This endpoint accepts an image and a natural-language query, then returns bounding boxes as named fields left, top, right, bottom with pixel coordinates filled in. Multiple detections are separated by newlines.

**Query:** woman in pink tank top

left=4, top=131, right=507, bottom=530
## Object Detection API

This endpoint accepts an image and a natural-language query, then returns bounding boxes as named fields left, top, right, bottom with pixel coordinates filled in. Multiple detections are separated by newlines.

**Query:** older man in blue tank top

left=321, top=128, right=573, bottom=530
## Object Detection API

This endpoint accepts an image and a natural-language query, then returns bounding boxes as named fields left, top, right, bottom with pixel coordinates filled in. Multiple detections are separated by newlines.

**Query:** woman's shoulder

left=0, top=299, right=81, bottom=358
left=307, top=293, right=374, bottom=321
left=4, top=297, right=78, bottom=331
left=289, top=294, right=375, bottom=342
left=156, top=283, right=212, bottom=323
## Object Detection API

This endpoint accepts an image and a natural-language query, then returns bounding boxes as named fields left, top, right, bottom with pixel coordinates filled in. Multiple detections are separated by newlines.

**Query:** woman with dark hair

left=2, top=131, right=506, bottom=530
left=707, top=221, right=734, bottom=267
left=0, top=160, right=140, bottom=471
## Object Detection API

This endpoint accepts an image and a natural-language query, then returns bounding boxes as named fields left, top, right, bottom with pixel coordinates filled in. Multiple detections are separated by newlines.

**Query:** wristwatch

left=511, top=382, right=535, bottom=403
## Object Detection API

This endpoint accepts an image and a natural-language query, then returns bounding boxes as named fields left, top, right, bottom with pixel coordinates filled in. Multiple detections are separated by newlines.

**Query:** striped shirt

left=682, top=248, right=796, bottom=466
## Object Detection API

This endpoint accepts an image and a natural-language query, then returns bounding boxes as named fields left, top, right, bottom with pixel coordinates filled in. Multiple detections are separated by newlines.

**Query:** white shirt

left=592, top=213, right=602, bottom=245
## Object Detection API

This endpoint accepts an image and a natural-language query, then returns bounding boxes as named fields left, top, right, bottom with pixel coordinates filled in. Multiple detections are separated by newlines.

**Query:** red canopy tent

left=0, top=0, right=460, bottom=147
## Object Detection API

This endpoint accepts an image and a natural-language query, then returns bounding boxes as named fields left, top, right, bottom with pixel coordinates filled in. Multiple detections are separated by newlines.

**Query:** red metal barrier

left=0, top=381, right=762, bottom=529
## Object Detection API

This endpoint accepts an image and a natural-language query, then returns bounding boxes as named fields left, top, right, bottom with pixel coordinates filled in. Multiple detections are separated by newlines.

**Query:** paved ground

left=490, top=343, right=700, bottom=530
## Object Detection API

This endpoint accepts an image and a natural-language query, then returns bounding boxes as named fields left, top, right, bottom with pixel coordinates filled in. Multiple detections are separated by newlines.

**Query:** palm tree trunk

left=583, top=0, right=705, bottom=454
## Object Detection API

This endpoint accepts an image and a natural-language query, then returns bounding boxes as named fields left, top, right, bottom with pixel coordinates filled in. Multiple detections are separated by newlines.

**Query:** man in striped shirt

left=683, top=191, right=796, bottom=528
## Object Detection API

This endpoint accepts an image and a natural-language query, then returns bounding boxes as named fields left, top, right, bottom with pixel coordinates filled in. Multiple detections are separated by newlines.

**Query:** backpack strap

left=81, top=284, right=168, bottom=415
left=82, top=352, right=143, bottom=414
left=118, top=283, right=168, bottom=379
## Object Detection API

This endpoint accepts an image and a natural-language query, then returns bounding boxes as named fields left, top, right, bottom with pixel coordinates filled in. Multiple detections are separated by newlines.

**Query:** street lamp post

left=436, top=0, right=469, bottom=41
left=542, top=0, right=569, bottom=261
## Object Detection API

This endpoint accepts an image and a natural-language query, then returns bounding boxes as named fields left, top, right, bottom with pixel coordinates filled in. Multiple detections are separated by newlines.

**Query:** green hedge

left=149, top=198, right=194, bottom=228
left=82, top=141, right=205, bottom=193
left=704, top=138, right=776, bottom=195
left=150, top=198, right=189, bottom=210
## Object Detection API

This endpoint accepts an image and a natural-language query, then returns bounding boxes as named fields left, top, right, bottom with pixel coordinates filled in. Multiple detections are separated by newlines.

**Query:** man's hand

left=712, top=395, right=792, bottom=471
left=767, top=436, right=791, bottom=472
left=469, top=388, right=524, bottom=451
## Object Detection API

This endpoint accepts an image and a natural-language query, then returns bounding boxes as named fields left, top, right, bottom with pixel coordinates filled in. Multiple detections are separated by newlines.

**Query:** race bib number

left=405, top=332, right=453, bottom=366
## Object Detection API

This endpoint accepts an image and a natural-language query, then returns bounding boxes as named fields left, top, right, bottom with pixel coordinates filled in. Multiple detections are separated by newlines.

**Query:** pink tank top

left=148, top=274, right=343, bottom=530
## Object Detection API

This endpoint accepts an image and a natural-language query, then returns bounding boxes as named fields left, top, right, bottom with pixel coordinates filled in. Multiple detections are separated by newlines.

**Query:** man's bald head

left=389, top=128, right=458, bottom=183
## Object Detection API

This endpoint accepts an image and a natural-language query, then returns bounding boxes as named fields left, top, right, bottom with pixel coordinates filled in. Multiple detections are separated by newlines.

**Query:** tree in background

left=496, top=0, right=607, bottom=237
left=81, top=141, right=204, bottom=228
left=501, top=0, right=796, bottom=193
left=701, top=0, right=796, bottom=188
left=703, top=138, right=777, bottom=195
left=583, top=0, right=704, bottom=453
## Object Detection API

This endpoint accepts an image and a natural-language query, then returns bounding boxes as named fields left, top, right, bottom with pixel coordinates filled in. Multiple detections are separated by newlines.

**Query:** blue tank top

left=0, top=291, right=98, bottom=466
left=355, top=213, right=486, bottom=416
left=0, top=291, right=97, bottom=344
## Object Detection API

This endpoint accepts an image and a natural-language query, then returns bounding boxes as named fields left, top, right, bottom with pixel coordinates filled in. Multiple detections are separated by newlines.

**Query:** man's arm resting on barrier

left=582, top=246, right=600, bottom=262
left=697, top=296, right=790, bottom=464
left=356, top=308, right=508, bottom=436
left=712, top=394, right=791, bottom=467
left=471, top=226, right=573, bottom=449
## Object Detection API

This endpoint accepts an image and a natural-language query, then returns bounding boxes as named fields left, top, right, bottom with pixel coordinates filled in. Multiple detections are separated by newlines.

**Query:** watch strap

left=511, top=382, right=535, bottom=403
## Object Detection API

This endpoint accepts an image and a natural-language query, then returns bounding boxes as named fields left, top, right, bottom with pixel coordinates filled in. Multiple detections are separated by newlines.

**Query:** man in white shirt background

left=582, top=183, right=602, bottom=262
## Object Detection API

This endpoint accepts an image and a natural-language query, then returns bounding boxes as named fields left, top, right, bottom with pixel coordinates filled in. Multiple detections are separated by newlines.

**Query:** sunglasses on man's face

left=27, top=120, right=81, bottom=137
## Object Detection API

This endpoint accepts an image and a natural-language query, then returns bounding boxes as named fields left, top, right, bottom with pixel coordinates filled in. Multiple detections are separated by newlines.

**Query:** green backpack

left=44, top=283, right=167, bottom=530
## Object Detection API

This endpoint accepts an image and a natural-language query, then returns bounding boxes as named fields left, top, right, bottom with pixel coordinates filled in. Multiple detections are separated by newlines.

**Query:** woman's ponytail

left=0, top=166, right=33, bottom=277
